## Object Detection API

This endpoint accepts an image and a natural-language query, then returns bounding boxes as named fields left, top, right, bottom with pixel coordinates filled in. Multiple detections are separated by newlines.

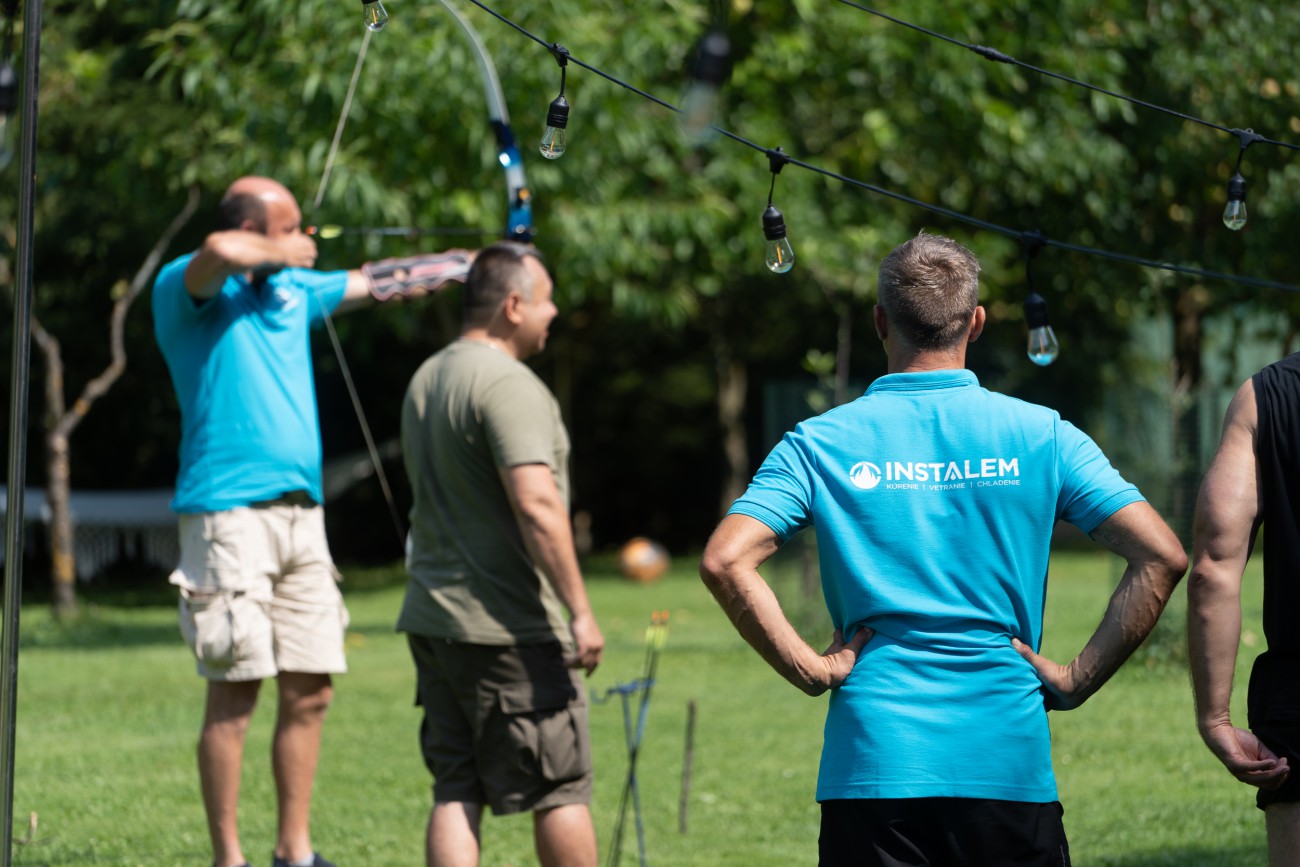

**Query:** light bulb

left=361, top=0, right=388, bottom=32
left=540, top=94, right=569, bottom=159
left=762, top=204, right=794, bottom=273
left=1024, top=291, right=1059, bottom=366
left=766, top=237, right=795, bottom=274
left=680, top=30, right=730, bottom=146
left=1223, top=173, right=1247, bottom=231
left=0, top=116, right=12, bottom=171
left=0, top=60, right=15, bottom=171
left=1027, top=325, right=1060, bottom=366
left=679, top=83, right=720, bottom=147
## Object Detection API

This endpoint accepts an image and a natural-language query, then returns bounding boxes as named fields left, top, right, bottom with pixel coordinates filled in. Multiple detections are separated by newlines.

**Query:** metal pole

left=1, top=0, right=41, bottom=861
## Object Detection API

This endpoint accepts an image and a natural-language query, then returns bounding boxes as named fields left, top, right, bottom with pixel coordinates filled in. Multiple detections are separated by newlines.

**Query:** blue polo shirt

left=152, top=253, right=348, bottom=513
left=729, top=369, right=1142, bottom=803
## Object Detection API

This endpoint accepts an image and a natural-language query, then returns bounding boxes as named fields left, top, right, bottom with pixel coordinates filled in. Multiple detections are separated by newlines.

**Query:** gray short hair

left=462, top=241, right=545, bottom=324
left=876, top=232, right=980, bottom=351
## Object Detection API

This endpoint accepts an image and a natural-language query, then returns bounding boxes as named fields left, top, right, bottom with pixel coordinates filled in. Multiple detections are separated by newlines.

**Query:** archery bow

left=436, top=0, right=535, bottom=243
left=306, top=3, right=534, bottom=551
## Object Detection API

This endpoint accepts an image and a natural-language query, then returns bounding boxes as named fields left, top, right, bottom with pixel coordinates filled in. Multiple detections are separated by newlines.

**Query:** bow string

left=309, top=2, right=533, bottom=551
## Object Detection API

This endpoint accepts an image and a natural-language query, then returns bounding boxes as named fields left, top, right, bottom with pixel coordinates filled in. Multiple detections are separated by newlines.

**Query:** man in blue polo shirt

left=700, top=231, right=1187, bottom=866
left=153, top=175, right=472, bottom=867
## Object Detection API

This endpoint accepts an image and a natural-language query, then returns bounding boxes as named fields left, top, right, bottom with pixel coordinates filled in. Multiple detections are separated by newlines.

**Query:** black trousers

left=819, top=798, right=1071, bottom=867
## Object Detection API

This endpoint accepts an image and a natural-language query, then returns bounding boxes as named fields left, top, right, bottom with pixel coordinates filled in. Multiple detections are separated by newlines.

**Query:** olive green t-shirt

left=396, top=339, right=571, bottom=646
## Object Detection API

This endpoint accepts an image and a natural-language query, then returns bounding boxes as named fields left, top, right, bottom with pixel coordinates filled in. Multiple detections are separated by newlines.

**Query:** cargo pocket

left=179, top=589, right=242, bottom=667
left=498, top=680, right=586, bottom=784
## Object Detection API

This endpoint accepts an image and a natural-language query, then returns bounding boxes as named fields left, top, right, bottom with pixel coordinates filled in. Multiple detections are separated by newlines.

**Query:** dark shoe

left=271, top=855, right=335, bottom=867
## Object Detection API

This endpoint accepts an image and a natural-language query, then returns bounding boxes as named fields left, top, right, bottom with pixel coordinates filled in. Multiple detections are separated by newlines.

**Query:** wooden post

left=678, top=699, right=696, bottom=834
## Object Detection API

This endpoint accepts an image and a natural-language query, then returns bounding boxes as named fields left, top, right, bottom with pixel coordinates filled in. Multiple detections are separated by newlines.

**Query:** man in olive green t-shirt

left=398, top=241, right=604, bottom=867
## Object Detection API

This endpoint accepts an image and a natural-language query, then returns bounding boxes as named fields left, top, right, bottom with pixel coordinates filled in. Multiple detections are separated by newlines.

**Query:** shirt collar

left=865, top=368, right=978, bottom=395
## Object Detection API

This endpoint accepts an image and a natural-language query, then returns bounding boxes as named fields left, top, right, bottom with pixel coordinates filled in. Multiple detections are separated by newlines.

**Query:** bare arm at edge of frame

left=699, top=513, right=871, bottom=697
left=1186, top=378, right=1289, bottom=790
left=500, top=462, right=604, bottom=676
left=1013, top=500, right=1187, bottom=711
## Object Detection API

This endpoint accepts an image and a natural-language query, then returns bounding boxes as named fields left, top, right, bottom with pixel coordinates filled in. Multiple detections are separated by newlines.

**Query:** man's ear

left=968, top=306, right=986, bottom=343
left=873, top=305, right=888, bottom=341
left=501, top=291, right=524, bottom=325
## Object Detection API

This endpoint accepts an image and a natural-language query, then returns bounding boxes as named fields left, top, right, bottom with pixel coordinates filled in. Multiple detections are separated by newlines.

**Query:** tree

left=6, top=0, right=1300, bottom=569
left=28, top=189, right=198, bottom=617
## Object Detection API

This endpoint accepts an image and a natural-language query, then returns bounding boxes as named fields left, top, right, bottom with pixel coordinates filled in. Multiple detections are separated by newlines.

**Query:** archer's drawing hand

left=278, top=233, right=319, bottom=269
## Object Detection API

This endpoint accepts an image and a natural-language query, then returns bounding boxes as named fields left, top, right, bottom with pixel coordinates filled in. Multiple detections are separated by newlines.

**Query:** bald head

left=217, top=176, right=300, bottom=235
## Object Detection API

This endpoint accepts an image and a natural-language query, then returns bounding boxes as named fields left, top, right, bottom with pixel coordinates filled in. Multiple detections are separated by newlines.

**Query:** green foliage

left=4, top=0, right=1300, bottom=551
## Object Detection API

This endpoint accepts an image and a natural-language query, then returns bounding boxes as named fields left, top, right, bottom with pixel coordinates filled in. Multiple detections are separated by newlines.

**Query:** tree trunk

left=31, top=319, right=78, bottom=619
left=715, top=349, right=748, bottom=519
left=834, top=299, right=852, bottom=408
left=25, top=188, right=199, bottom=618
left=45, top=429, right=77, bottom=616
left=1170, top=285, right=1209, bottom=547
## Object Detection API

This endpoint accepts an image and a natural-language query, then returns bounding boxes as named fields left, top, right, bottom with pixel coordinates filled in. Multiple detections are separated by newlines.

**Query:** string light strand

left=448, top=0, right=1300, bottom=296
left=832, top=0, right=1300, bottom=154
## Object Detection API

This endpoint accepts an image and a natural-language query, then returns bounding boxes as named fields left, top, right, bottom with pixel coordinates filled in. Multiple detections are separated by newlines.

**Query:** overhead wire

left=455, top=0, right=1300, bottom=296
left=832, top=0, right=1300, bottom=154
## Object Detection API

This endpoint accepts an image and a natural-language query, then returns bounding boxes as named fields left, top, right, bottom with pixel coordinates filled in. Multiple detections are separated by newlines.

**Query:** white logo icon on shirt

left=271, top=288, right=299, bottom=312
left=849, top=461, right=882, bottom=490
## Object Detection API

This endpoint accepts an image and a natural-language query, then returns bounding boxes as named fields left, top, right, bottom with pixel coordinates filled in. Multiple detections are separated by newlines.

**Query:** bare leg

left=1267, top=801, right=1300, bottom=867
left=272, top=672, right=334, bottom=864
left=428, top=801, right=483, bottom=867
left=199, top=679, right=262, bottom=867
left=534, top=803, right=598, bottom=867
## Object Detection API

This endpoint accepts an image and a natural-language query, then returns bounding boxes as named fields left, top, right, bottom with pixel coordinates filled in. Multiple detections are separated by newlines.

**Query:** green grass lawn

left=8, top=548, right=1271, bottom=866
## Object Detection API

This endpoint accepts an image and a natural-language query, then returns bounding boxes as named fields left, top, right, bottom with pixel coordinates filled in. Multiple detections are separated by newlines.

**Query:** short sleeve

left=292, top=268, right=349, bottom=324
left=480, top=372, right=561, bottom=469
left=1055, top=420, right=1144, bottom=533
left=727, top=431, right=816, bottom=542
left=152, top=253, right=203, bottom=342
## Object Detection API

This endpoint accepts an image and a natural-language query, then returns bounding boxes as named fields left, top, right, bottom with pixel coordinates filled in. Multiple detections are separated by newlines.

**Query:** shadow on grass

left=17, top=607, right=180, bottom=651
left=1098, top=844, right=1264, bottom=866
left=15, top=562, right=411, bottom=652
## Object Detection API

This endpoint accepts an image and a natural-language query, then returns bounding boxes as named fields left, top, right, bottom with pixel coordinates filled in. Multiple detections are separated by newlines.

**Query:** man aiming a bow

left=152, top=175, right=471, bottom=867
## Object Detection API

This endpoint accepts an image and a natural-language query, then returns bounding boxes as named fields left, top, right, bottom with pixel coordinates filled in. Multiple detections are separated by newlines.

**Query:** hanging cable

left=832, top=0, right=1300, bottom=154
left=540, top=44, right=570, bottom=159
left=414, top=0, right=1300, bottom=296
left=1021, top=231, right=1060, bottom=366
left=680, top=0, right=731, bottom=147
left=762, top=148, right=795, bottom=273
left=1223, top=128, right=1264, bottom=231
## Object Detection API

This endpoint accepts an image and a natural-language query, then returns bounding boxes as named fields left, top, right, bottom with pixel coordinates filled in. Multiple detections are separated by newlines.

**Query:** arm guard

left=361, top=252, right=472, bottom=301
